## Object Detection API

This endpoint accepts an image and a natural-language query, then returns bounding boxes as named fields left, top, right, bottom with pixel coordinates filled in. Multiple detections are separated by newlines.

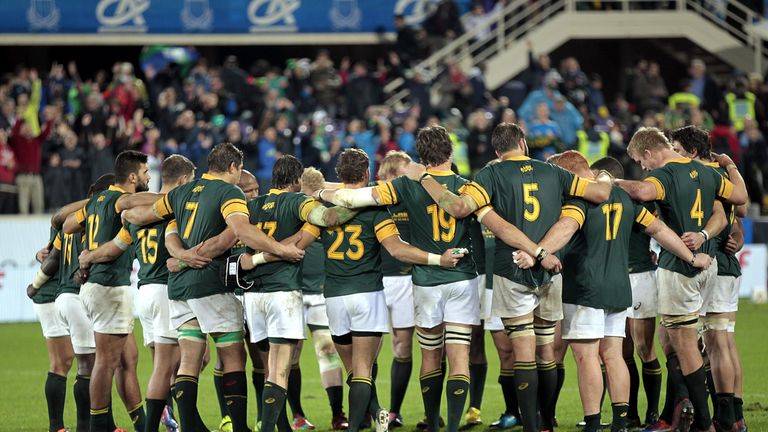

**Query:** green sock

left=389, top=358, right=412, bottom=414
left=45, top=372, right=67, bottom=431
left=213, top=368, right=228, bottom=418
left=348, top=377, right=373, bottom=432
left=716, top=393, right=735, bottom=430
left=277, top=402, right=291, bottom=432
left=537, top=361, right=557, bottom=429
left=175, top=375, right=207, bottom=432
left=498, top=369, right=519, bottom=417
left=683, top=367, right=712, bottom=430
left=641, top=359, right=662, bottom=421
left=253, top=368, right=266, bottom=422
left=513, top=362, right=538, bottom=432
left=90, top=406, right=111, bottom=432
left=74, top=375, right=90, bottom=432
left=734, top=397, right=744, bottom=421
left=469, top=363, right=487, bottom=410
left=287, top=366, right=304, bottom=417
left=420, top=369, right=444, bottom=432
left=584, top=413, right=601, bottom=432
left=128, top=402, right=145, bottom=432
left=625, top=357, right=640, bottom=421
left=611, top=402, right=629, bottom=431
left=107, top=402, right=116, bottom=430
left=706, top=365, right=719, bottom=419
left=261, top=381, right=288, bottom=432
left=145, top=399, right=166, bottom=432
left=368, top=381, right=381, bottom=416
left=326, top=385, right=344, bottom=417
left=446, top=375, right=470, bottom=432
left=223, top=371, right=249, bottom=432
left=554, top=364, right=565, bottom=419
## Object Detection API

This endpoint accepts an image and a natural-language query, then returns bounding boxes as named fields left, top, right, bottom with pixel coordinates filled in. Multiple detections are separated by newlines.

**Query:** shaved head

left=239, top=169, right=259, bottom=200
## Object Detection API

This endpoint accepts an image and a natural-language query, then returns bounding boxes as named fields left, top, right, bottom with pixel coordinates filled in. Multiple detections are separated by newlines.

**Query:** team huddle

left=27, top=121, right=748, bottom=432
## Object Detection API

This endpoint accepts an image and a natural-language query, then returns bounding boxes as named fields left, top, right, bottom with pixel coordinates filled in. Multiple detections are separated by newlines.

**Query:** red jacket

left=710, top=124, right=741, bottom=165
left=9, top=119, right=52, bottom=174
left=0, top=142, right=15, bottom=184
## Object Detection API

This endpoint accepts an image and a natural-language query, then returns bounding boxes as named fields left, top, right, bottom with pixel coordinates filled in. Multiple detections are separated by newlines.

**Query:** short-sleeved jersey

left=465, top=156, right=590, bottom=288
left=381, top=201, right=413, bottom=277
left=644, top=158, right=734, bottom=277
left=80, top=185, right=132, bottom=286
left=242, top=190, right=321, bottom=292
left=124, top=220, right=170, bottom=287
left=153, top=173, right=249, bottom=300
left=702, top=162, right=742, bottom=277
left=301, top=241, right=325, bottom=294
left=560, top=187, right=656, bottom=310
left=628, top=202, right=658, bottom=274
left=321, top=206, right=399, bottom=298
left=374, top=170, right=477, bottom=286
left=54, top=231, right=84, bottom=296
left=32, top=227, right=60, bottom=304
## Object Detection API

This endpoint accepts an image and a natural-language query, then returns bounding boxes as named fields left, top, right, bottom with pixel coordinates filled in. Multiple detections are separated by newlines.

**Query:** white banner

left=736, top=244, right=767, bottom=298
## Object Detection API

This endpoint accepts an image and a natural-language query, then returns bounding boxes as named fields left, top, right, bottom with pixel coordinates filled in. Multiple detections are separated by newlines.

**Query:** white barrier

left=736, top=244, right=768, bottom=298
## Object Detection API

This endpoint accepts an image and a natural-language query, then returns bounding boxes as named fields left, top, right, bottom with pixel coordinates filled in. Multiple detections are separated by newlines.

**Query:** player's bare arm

left=123, top=204, right=164, bottom=226
left=62, top=210, right=85, bottom=234
left=725, top=217, right=745, bottom=255
left=380, top=235, right=465, bottom=268
left=306, top=205, right=358, bottom=227
left=51, top=198, right=88, bottom=230
left=477, top=207, right=540, bottom=257
left=314, top=186, right=379, bottom=209
left=28, top=247, right=61, bottom=299
left=713, top=153, right=748, bottom=205
left=226, top=213, right=304, bottom=262
left=240, top=228, right=317, bottom=271
left=164, top=231, right=213, bottom=269
left=614, top=179, right=659, bottom=202
left=644, top=218, right=711, bottom=268
left=681, top=200, right=727, bottom=251
left=115, top=191, right=165, bottom=212
left=580, top=172, right=612, bottom=203
left=403, top=161, right=478, bottom=218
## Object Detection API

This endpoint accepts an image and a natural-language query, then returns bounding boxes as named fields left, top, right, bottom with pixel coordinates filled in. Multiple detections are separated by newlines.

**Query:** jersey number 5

left=327, top=225, right=364, bottom=260
left=427, top=204, right=456, bottom=242
left=523, top=183, right=540, bottom=222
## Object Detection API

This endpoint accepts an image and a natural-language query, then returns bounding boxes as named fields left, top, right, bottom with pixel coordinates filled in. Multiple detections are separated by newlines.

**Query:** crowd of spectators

left=0, top=0, right=766, bottom=215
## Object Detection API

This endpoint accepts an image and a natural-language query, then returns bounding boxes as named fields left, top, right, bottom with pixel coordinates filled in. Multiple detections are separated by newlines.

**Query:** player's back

left=380, top=201, right=412, bottom=277
left=85, top=186, right=131, bottom=286
left=57, top=231, right=84, bottom=296
left=32, top=227, right=61, bottom=304
left=474, top=156, right=583, bottom=287
left=243, top=190, right=317, bottom=292
left=387, top=171, right=476, bottom=286
left=127, top=220, right=170, bottom=287
left=628, top=203, right=658, bottom=274
left=703, top=161, right=741, bottom=278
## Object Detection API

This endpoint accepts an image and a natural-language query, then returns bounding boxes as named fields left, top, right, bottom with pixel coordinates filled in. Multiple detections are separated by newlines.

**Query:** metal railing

left=385, top=0, right=767, bottom=109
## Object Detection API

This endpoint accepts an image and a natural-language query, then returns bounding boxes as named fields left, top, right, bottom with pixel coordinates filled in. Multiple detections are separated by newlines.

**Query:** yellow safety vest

left=725, top=92, right=756, bottom=132
left=449, top=132, right=471, bottom=177
left=577, top=130, right=610, bottom=165
left=668, top=92, right=700, bottom=110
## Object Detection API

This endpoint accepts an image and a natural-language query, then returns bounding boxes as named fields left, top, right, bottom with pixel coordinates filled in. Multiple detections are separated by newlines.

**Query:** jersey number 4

left=690, top=189, right=704, bottom=227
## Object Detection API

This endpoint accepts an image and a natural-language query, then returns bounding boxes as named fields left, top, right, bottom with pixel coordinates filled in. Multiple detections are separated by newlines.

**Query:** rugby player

left=404, top=123, right=612, bottom=432
left=616, top=127, right=746, bottom=432
left=79, top=155, right=198, bottom=432
left=123, top=143, right=304, bottom=432
left=62, top=151, right=158, bottom=432
left=517, top=151, right=711, bottom=432
left=313, top=148, right=466, bottom=432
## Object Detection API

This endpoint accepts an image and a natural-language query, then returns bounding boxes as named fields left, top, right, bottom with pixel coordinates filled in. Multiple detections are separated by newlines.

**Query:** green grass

left=2, top=302, right=768, bottom=431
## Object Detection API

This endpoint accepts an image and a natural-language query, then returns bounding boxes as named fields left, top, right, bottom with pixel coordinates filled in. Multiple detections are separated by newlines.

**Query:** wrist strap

left=535, top=247, right=548, bottom=262
left=690, top=253, right=697, bottom=265
left=427, top=253, right=441, bottom=266
left=251, top=253, right=267, bottom=267
left=699, top=229, right=709, bottom=241
left=178, top=260, right=188, bottom=270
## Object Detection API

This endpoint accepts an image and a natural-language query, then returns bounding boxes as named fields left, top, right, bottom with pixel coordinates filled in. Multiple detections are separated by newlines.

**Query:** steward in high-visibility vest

left=668, top=92, right=700, bottom=110
left=576, top=129, right=609, bottom=165
left=725, top=91, right=756, bottom=132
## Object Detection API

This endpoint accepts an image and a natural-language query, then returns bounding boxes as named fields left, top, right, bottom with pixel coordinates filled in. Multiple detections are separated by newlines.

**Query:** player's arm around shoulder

left=615, top=178, right=661, bottom=202
left=51, top=198, right=89, bottom=230
left=116, top=191, right=165, bottom=213
left=407, top=163, right=485, bottom=219
left=63, top=206, right=87, bottom=234
left=476, top=206, right=538, bottom=257
left=578, top=171, right=612, bottom=203
left=79, top=227, right=131, bottom=269
left=643, top=212, right=710, bottom=269
left=713, top=153, right=748, bottom=206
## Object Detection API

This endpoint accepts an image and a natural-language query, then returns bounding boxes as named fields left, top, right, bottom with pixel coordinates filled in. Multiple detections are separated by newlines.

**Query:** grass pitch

left=1, top=302, right=767, bottom=431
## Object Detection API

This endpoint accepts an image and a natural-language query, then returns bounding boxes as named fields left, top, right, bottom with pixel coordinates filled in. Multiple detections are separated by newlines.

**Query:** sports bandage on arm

left=251, top=253, right=267, bottom=267
left=31, top=269, right=51, bottom=289
left=324, top=188, right=378, bottom=208
left=427, top=253, right=442, bottom=266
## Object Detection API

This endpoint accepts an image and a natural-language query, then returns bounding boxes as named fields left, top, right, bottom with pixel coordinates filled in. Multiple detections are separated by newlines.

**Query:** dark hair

left=272, top=155, right=304, bottom=189
left=88, top=173, right=115, bottom=197
left=491, top=122, right=526, bottom=154
left=590, top=156, right=624, bottom=179
left=669, top=125, right=711, bottom=160
left=335, top=149, right=370, bottom=184
left=161, top=154, right=196, bottom=185
left=114, top=150, right=148, bottom=183
left=208, top=143, right=244, bottom=173
left=416, top=126, right=453, bottom=166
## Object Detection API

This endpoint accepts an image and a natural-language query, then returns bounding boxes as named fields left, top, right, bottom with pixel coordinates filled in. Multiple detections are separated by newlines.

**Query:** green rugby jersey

left=560, top=187, right=656, bottom=310
left=374, top=170, right=477, bottom=286
left=153, top=173, right=249, bottom=300
left=301, top=241, right=325, bottom=295
left=644, top=158, right=735, bottom=277
left=628, top=202, right=658, bottom=274
left=242, top=189, right=321, bottom=292
left=465, top=155, right=591, bottom=288
left=469, top=218, right=486, bottom=275
left=381, top=201, right=413, bottom=277
left=321, top=206, right=399, bottom=298
left=702, top=161, right=742, bottom=278
left=123, top=220, right=171, bottom=287
left=78, top=185, right=132, bottom=286
left=32, top=227, right=60, bottom=304
left=54, top=231, right=84, bottom=296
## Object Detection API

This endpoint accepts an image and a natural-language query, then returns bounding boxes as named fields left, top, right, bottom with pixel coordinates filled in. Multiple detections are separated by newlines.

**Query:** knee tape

left=177, top=322, right=206, bottom=343
left=727, top=320, right=736, bottom=333
left=212, top=331, right=243, bottom=347
left=503, top=320, right=534, bottom=339
left=534, top=323, right=556, bottom=346
left=416, top=330, right=444, bottom=350
left=660, top=314, right=699, bottom=329
left=312, top=330, right=342, bottom=373
left=444, top=325, right=471, bottom=346
left=701, top=316, right=730, bottom=332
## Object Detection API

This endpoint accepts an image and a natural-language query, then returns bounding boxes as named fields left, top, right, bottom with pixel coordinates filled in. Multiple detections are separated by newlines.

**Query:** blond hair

left=377, top=151, right=412, bottom=180
left=301, top=167, right=325, bottom=195
left=628, top=127, right=672, bottom=156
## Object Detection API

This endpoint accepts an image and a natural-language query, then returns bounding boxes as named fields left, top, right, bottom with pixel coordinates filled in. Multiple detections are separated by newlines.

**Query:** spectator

left=342, top=118, right=376, bottom=176
left=550, top=94, right=583, bottom=148
left=344, top=62, right=380, bottom=120
left=587, top=73, right=607, bottom=114
left=394, top=14, right=420, bottom=65
left=398, top=116, right=419, bottom=160
left=740, top=119, right=767, bottom=210
left=44, top=152, right=68, bottom=211
left=0, top=129, right=16, bottom=213
left=9, top=106, right=53, bottom=214
left=710, top=116, right=740, bottom=165
left=463, top=2, right=492, bottom=45
left=527, top=103, right=562, bottom=160
left=311, top=50, right=341, bottom=118
left=143, top=127, right=163, bottom=192
left=374, top=124, right=398, bottom=175
left=59, top=129, right=86, bottom=202
left=518, top=71, right=564, bottom=124
left=524, top=40, right=553, bottom=91
left=0, top=98, right=16, bottom=130
left=725, top=76, right=762, bottom=133
left=88, top=132, right=114, bottom=185
left=635, top=61, right=668, bottom=114
left=424, top=0, right=463, bottom=53
left=256, top=126, right=279, bottom=191
left=559, top=57, right=589, bottom=106
left=689, top=58, right=722, bottom=112
left=467, top=109, right=495, bottom=172
left=17, top=69, right=42, bottom=137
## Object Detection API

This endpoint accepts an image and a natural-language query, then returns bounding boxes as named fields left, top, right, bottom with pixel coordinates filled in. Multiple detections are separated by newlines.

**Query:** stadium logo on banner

left=27, top=0, right=60, bottom=31
left=394, top=0, right=438, bottom=25
left=96, top=0, right=150, bottom=33
left=330, top=0, right=362, bottom=30
left=248, top=0, right=300, bottom=32
left=181, top=0, right=213, bottom=31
